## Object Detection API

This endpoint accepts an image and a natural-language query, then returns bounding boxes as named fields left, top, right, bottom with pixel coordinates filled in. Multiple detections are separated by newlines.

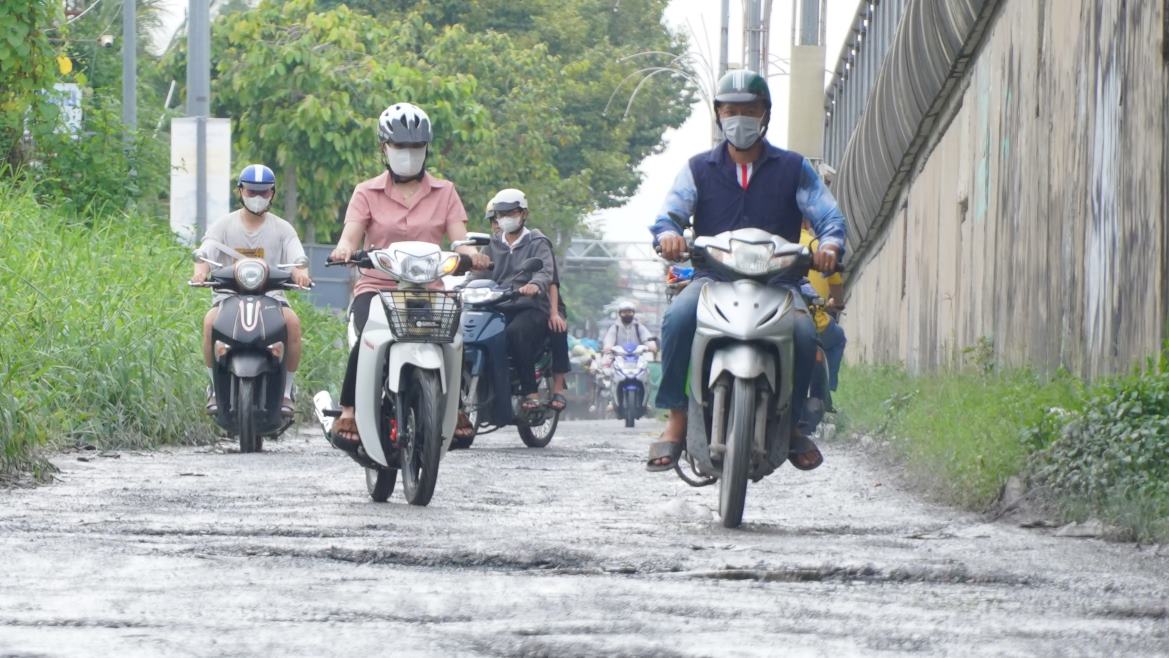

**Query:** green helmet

left=714, top=69, right=771, bottom=110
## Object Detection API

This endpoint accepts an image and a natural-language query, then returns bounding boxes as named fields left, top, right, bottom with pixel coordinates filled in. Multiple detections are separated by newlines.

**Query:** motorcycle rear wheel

left=518, top=375, right=558, bottom=448
left=365, top=466, right=397, bottom=502
left=719, top=377, right=755, bottom=528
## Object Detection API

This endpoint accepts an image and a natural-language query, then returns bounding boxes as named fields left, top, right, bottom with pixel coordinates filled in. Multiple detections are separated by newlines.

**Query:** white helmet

left=486, top=188, right=528, bottom=220
left=378, top=103, right=432, bottom=145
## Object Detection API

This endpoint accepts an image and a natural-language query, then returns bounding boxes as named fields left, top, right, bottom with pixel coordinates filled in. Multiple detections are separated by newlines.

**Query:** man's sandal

left=548, top=393, right=567, bottom=412
left=646, top=439, right=684, bottom=472
left=453, top=411, right=475, bottom=440
left=520, top=397, right=542, bottom=413
left=788, top=447, right=824, bottom=471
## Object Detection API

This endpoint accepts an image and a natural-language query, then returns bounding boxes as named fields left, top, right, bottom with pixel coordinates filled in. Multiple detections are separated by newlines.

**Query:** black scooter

left=190, top=257, right=309, bottom=453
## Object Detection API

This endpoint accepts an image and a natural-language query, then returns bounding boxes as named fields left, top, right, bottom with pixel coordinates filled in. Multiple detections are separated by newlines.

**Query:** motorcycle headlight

left=398, top=253, right=440, bottom=283
left=234, top=260, right=269, bottom=292
left=462, top=286, right=504, bottom=305
left=706, top=240, right=798, bottom=276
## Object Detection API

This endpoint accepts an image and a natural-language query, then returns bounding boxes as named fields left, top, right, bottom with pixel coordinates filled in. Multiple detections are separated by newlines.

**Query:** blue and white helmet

left=237, top=164, right=276, bottom=191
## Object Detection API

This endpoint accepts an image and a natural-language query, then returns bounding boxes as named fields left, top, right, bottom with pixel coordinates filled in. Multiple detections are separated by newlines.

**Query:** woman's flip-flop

left=548, top=393, right=567, bottom=412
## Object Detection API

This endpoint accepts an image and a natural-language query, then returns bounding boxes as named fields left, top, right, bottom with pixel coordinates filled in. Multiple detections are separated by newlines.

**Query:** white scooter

left=607, top=343, right=651, bottom=427
left=662, top=228, right=844, bottom=528
left=314, top=242, right=472, bottom=506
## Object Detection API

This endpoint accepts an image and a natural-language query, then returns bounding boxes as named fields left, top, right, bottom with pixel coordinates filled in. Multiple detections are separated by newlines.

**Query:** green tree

left=1, top=0, right=61, bottom=166
left=154, top=0, right=692, bottom=243
left=159, top=0, right=486, bottom=239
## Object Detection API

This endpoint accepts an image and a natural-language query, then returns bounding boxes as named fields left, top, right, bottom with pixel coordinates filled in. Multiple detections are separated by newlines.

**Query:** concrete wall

left=843, top=0, right=1169, bottom=379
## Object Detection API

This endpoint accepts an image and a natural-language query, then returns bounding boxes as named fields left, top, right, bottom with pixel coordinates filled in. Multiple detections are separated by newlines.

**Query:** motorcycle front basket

left=379, top=289, right=462, bottom=343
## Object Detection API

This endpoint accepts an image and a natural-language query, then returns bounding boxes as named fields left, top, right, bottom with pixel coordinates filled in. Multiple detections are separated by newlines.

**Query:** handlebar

left=325, top=250, right=368, bottom=267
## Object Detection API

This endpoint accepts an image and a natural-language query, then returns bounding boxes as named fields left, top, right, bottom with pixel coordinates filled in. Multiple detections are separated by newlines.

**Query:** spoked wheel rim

left=400, top=402, right=420, bottom=488
left=530, top=376, right=558, bottom=437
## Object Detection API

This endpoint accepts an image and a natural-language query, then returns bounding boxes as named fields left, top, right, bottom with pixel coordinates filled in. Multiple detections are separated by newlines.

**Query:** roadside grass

left=833, top=364, right=1082, bottom=508
left=835, top=355, right=1169, bottom=542
left=0, top=182, right=344, bottom=480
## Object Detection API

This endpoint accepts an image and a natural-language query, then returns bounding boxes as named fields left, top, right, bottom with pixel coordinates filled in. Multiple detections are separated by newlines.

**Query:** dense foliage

left=0, top=0, right=61, bottom=166
left=156, top=0, right=693, bottom=241
left=1027, top=355, right=1169, bottom=540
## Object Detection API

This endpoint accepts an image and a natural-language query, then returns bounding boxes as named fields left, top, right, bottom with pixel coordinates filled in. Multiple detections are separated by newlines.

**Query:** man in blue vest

left=647, top=69, right=846, bottom=473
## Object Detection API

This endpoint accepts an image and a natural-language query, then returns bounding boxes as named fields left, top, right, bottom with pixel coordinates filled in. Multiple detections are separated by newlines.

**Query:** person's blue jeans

left=655, top=278, right=816, bottom=427
left=819, top=317, right=846, bottom=391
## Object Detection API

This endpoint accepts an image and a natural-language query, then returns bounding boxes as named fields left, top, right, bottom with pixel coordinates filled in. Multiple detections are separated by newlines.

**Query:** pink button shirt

left=344, top=171, right=468, bottom=296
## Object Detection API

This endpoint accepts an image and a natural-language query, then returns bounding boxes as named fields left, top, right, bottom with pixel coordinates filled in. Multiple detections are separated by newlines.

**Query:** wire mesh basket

left=379, top=289, right=462, bottom=343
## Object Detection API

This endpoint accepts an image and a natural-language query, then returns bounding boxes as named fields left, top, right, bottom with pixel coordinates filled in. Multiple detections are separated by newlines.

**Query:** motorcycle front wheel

left=399, top=368, right=443, bottom=506
left=719, top=377, right=755, bottom=528
left=623, top=388, right=637, bottom=428
left=236, top=377, right=262, bottom=454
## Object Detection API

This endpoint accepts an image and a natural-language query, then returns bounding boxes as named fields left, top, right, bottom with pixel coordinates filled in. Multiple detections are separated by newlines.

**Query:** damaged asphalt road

left=1, top=419, right=1167, bottom=656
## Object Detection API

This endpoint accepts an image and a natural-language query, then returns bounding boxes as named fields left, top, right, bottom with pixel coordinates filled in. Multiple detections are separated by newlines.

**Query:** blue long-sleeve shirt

left=649, top=142, right=846, bottom=258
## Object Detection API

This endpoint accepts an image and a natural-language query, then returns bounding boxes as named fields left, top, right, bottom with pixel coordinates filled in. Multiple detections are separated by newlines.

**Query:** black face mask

left=620, top=314, right=634, bottom=324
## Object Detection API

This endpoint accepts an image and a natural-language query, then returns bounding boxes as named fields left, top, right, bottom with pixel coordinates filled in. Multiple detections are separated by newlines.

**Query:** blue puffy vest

left=688, top=141, right=805, bottom=243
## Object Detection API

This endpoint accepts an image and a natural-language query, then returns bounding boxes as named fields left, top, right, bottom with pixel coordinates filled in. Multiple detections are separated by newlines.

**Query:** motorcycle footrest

left=320, top=407, right=342, bottom=418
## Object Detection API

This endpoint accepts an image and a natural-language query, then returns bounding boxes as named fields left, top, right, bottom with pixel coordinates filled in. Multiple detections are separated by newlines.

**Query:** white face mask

left=385, top=145, right=427, bottom=178
left=497, top=216, right=523, bottom=234
left=243, top=194, right=270, bottom=215
left=721, top=115, right=764, bottom=150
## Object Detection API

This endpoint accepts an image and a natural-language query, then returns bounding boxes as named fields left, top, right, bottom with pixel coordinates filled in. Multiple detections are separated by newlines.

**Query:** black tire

left=400, top=369, right=443, bottom=506
left=719, top=377, right=755, bottom=528
left=237, top=378, right=260, bottom=453
left=623, top=389, right=636, bottom=428
left=365, top=466, right=397, bottom=502
left=518, top=375, right=558, bottom=448
left=452, top=373, right=478, bottom=450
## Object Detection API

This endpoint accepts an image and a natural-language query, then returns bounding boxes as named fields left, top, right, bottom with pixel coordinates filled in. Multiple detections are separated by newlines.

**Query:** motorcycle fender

left=229, top=353, right=272, bottom=378
left=707, top=344, right=775, bottom=392
left=440, top=337, right=463, bottom=454
left=386, top=343, right=447, bottom=394
left=355, top=324, right=393, bottom=468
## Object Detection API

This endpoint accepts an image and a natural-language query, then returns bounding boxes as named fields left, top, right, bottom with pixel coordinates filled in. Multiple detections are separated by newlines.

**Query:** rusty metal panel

left=841, top=0, right=1168, bottom=379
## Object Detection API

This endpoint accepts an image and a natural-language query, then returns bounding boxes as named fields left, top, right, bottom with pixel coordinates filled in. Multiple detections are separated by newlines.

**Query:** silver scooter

left=666, top=228, right=840, bottom=528
left=315, top=241, right=472, bottom=506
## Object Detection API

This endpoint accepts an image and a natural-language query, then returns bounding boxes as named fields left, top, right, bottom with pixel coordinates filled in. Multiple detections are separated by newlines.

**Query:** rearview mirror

left=520, top=257, right=543, bottom=273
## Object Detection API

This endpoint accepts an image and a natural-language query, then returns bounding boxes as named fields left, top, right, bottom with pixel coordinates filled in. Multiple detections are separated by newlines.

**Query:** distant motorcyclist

left=601, top=301, right=655, bottom=358
left=648, top=69, right=846, bottom=473
left=193, top=164, right=311, bottom=416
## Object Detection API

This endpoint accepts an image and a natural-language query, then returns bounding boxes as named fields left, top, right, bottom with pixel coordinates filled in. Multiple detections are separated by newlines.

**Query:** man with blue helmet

left=193, top=164, right=312, bottom=416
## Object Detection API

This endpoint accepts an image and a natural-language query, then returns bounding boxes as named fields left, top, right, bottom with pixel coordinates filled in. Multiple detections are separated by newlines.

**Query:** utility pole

left=121, top=0, right=136, bottom=131
left=187, top=0, right=210, bottom=238
left=718, top=0, right=729, bottom=79
left=745, top=0, right=762, bottom=73
left=787, top=0, right=827, bottom=158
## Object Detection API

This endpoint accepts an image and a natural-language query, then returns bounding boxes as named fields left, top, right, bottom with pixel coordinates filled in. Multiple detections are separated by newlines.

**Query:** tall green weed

left=0, top=183, right=344, bottom=479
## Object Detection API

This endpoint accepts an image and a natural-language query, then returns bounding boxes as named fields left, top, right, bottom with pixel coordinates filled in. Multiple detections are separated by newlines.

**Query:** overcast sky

left=154, top=1, right=860, bottom=243
left=593, top=0, right=857, bottom=241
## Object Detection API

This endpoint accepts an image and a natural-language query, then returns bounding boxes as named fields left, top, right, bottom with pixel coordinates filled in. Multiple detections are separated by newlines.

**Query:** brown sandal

left=328, top=417, right=361, bottom=452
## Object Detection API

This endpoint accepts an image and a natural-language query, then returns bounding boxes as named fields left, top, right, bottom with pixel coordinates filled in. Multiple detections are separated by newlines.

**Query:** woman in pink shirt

left=328, top=103, right=488, bottom=448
